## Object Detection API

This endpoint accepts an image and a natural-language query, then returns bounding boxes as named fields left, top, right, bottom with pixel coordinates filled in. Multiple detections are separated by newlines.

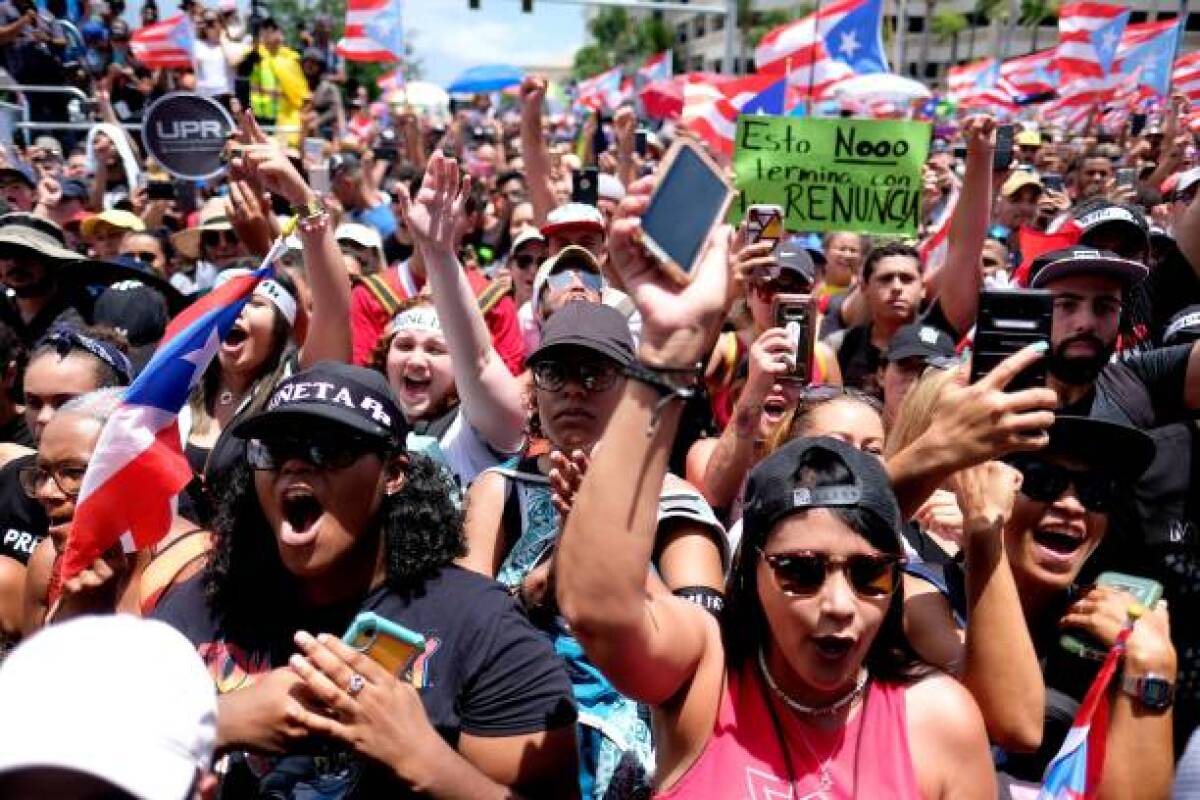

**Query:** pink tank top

left=655, top=663, right=922, bottom=799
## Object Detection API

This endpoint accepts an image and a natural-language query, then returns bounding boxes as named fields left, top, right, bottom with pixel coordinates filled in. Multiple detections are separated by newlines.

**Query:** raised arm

left=398, top=152, right=525, bottom=452
left=519, top=76, right=558, bottom=226
left=232, top=111, right=351, bottom=367
left=929, top=116, right=995, bottom=336
left=555, top=177, right=729, bottom=705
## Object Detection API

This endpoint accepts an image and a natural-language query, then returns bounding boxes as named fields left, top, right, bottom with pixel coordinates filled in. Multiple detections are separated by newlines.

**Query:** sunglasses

left=545, top=269, right=603, bottom=293
left=531, top=359, right=620, bottom=393
left=121, top=250, right=159, bottom=265
left=759, top=548, right=905, bottom=599
left=247, top=433, right=384, bottom=471
left=1007, top=458, right=1119, bottom=513
left=202, top=230, right=237, bottom=247
left=20, top=463, right=87, bottom=498
left=513, top=253, right=545, bottom=270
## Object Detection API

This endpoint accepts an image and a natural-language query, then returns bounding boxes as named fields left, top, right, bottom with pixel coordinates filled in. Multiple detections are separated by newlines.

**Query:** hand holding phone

left=1061, top=573, right=1163, bottom=661
left=970, top=288, right=1052, bottom=391
left=745, top=204, right=784, bottom=250
left=342, top=612, right=426, bottom=677
left=774, top=294, right=815, bottom=384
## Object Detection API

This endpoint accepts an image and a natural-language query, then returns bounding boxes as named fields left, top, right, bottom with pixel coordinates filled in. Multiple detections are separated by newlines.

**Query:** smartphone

left=640, top=139, right=734, bottom=285
left=1041, top=173, right=1064, bottom=192
left=969, top=288, right=1053, bottom=390
left=774, top=294, right=815, bottom=384
left=745, top=204, right=785, bottom=249
left=308, top=164, right=330, bottom=195
left=571, top=167, right=599, bottom=206
left=342, top=612, right=426, bottom=677
left=147, top=180, right=175, bottom=200
left=993, top=125, right=1015, bottom=172
left=1130, top=113, right=1148, bottom=137
left=1116, top=167, right=1137, bottom=188
left=1061, top=573, right=1163, bottom=660
left=635, top=129, right=648, bottom=158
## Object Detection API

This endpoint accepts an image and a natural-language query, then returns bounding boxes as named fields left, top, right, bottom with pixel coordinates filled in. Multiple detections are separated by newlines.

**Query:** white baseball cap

left=335, top=222, right=384, bottom=250
left=540, top=202, right=605, bottom=238
left=0, top=615, right=217, bottom=799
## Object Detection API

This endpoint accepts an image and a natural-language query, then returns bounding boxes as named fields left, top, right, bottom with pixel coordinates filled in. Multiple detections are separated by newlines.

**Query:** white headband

left=389, top=307, right=442, bottom=335
left=214, top=269, right=297, bottom=326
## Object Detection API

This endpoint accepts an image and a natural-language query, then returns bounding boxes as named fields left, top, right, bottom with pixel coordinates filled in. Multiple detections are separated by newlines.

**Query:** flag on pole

left=1175, top=52, right=1200, bottom=104
left=682, top=73, right=788, bottom=157
left=576, top=66, right=625, bottom=111
left=948, top=58, right=1018, bottom=110
left=1038, top=626, right=1133, bottom=800
left=1054, top=2, right=1131, bottom=81
left=337, top=0, right=403, bottom=63
left=637, top=51, right=672, bottom=84
left=130, top=13, right=194, bottom=70
left=60, top=230, right=295, bottom=580
left=1115, top=19, right=1181, bottom=97
left=753, top=0, right=888, bottom=99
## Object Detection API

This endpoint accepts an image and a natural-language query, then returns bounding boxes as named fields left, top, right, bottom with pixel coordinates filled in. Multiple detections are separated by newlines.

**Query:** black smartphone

left=571, top=167, right=599, bottom=207
left=147, top=180, right=175, bottom=200
left=591, top=113, right=607, bottom=163
left=774, top=293, right=815, bottom=384
left=993, top=125, right=1015, bottom=172
left=1131, top=113, right=1148, bottom=137
left=970, top=288, right=1053, bottom=390
left=1041, top=173, right=1064, bottom=192
left=635, top=129, right=648, bottom=158
left=640, top=139, right=733, bottom=285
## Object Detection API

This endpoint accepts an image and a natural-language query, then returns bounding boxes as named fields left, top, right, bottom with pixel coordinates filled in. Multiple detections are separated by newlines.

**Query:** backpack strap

left=476, top=275, right=512, bottom=316
left=139, top=529, right=213, bottom=615
left=361, top=273, right=404, bottom=317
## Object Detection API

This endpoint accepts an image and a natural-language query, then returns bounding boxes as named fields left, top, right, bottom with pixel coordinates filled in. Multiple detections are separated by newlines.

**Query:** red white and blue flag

left=60, top=236, right=292, bottom=580
left=682, top=72, right=788, bottom=157
left=948, top=58, right=1018, bottom=111
left=637, top=51, right=672, bottom=85
left=576, top=66, right=625, bottom=111
left=1001, top=48, right=1059, bottom=102
left=1038, top=626, right=1132, bottom=800
left=753, top=0, right=888, bottom=99
left=1175, top=52, right=1200, bottom=104
left=1115, top=19, right=1181, bottom=98
left=130, top=13, right=194, bottom=70
left=337, top=0, right=403, bottom=63
left=377, top=66, right=405, bottom=92
left=1054, top=2, right=1131, bottom=82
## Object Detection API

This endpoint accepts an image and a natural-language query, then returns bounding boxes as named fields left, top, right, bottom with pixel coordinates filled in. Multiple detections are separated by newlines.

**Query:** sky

left=405, top=1, right=585, bottom=86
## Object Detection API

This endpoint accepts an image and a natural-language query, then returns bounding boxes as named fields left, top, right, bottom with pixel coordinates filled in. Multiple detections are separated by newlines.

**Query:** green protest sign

left=731, top=116, right=932, bottom=237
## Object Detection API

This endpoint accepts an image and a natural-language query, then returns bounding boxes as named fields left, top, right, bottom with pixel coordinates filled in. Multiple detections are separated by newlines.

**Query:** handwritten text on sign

left=732, top=116, right=931, bottom=236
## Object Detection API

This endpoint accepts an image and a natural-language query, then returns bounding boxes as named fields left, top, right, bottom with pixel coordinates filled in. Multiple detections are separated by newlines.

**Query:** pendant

left=218, top=389, right=234, bottom=406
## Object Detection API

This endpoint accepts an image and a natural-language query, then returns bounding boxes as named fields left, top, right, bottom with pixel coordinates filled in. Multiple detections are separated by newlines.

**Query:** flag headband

left=389, top=307, right=442, bottom=335
left=214, top=270, right=297, bottom=326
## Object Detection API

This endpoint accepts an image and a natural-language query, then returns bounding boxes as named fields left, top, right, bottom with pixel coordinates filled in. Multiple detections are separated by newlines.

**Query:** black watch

left=1120, top=672, right=1175, bottom=711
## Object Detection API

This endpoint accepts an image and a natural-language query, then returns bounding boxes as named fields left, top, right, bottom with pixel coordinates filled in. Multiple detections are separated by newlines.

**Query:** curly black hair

left=203, top=450, right=465, bottom=646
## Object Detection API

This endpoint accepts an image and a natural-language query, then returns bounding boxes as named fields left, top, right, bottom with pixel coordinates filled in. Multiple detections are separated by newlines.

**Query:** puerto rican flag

left=1000, top=48, right=1059, bottom=102
left=130, top=13, right=194, bottom=70
left=1175, top=52, right=1200, bottom=104
left=1038, top=626, right=1132, bottom=800
left=1054, top=2, right=1131, bottom=82
left=1114, top=19, right=1181, bottom=97
left=60, top=239, right=291, bottom=580
left=377, top=66, right=405, bottom=92
left=948, top=58, right=1018, bottom=111
left=576, top=66, right=625, bottom=111
left=682, top=72, right=787, bottom=157
left=637, top=51, right=672, bottom=85
left=337, top=0, right=403, bottom=63
left=753, top=0, right=888, bottom=99
left=918, top=183, right=959, bottom=275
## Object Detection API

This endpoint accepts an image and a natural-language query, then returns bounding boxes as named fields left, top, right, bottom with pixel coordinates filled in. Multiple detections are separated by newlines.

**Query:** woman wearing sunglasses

left=904, top=415, right=1176, bottom=797
left=556, top=177, right=994, bottom=798
left=152, top=361, right=579, bottom=797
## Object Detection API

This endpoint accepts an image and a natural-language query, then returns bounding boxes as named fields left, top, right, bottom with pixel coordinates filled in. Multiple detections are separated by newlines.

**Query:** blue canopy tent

left=447, top=64, right=524, bottom=94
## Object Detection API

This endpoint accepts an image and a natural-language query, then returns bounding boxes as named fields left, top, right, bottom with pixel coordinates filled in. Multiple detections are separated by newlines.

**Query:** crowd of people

left=0, top=6, right=1200, bottom=799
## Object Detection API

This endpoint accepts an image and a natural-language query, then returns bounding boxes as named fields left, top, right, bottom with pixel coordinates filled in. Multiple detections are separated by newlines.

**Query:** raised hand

left=519, top=75, right=547, bottom=125
left=962, top=115, right=997, bottom=154
left=396, top=150, right=469, bottom=258
left=229, top=110, right=314, bottom=208
left=947, top=459, right=1021, bottom=532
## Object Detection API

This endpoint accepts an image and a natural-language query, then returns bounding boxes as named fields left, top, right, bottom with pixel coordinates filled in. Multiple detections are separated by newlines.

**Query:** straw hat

left=171, top=197, right=234, bottom=261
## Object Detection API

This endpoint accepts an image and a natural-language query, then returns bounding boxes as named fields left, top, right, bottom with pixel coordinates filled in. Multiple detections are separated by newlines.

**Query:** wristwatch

left=1120, top=672, right=1175, bottom=711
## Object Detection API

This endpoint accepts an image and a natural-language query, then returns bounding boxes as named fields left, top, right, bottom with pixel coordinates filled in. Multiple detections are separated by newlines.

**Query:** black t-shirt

left=828, top=301, right=959, bottom=394
left=0, top=414, right=32, bottom=448
left=0, top=289, right=92, bottom=350
left=1059, top=343, right=1192, bottom=427
left=152, top=566, right=575, bottom=797
left=0, top=454, right=48, bottom=566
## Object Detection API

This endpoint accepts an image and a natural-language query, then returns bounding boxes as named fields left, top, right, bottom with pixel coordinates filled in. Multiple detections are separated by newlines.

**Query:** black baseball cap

left=328, top=152, right=360, bottom=178
left=525, top=301, right=634, bottom=368
left=776, top=240, right=816, bottom=287
left=1026, top=246, right=1148, bottom=290
left=1027, top=415, right=1155, bottom=483
left=232, top=361, right=408, bottom=444
left=884, top=322, right=957, bottom=366
left=742, top=437, right=903, bottom=541
left=1071, top=200, right=1150, bottom=254
left=1164, top=305, right=1200, bottom=346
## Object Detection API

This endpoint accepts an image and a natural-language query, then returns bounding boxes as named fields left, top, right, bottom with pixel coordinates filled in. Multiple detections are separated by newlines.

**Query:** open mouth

left=224, top=326, right=249, bottom=347
left=279, top=484, right=323, bottom=546
left=1033, top=527, right=1084, bottom=556
left=812, top=636, right=854, bottom=660
left=402, top=375, right=431, bottom=394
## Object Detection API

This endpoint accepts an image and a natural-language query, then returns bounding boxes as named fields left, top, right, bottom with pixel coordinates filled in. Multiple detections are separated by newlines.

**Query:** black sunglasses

left=247, top=432, right=385, bottom=471
left=531, top=359, right=620, bottom=393
left=121, top=250, right=159, bottom=265
left=202, top=230, right=237, bottom=247
left=1008, top=458, right=1119, bottom=513
left=513, top=253, right=544, bottom=270
left=759, top=548, right=905, bottom=599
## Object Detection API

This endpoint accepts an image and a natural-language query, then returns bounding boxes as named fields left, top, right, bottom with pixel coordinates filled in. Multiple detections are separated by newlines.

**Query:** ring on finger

left=347, top=673, right=367, bottom=697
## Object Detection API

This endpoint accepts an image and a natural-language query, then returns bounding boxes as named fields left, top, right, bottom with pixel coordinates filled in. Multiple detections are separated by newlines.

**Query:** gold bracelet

left=295, top=198, right=326, bottom=220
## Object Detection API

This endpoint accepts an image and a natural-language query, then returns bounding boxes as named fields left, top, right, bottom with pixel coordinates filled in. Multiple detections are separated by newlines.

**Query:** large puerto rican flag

left=1037, top=626, right=1132, bottom=800
left=1114, top=19, right=1181, bottom=98
left=576, top=66, right=626, bottom=111
left=337, top=0, right=403, bottom=63
left=682, top=72, right=787, bottom=157
left=637, top=51, right=672, bottom=85
left=1053, top=2, right=1131, bottom=82
left=1001, top=48, right=1059, bottom=102
left=60, top=234, right=293, bottom=579
left=130, top=13, right=194, bottom=70
left=948, top=58, right=1018, bottom=111
left=753, top=0, right=888, bottom=99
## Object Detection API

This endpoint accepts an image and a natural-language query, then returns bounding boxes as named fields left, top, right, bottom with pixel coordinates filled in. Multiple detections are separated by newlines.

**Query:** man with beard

left=0, top=214, right=93, bottom=347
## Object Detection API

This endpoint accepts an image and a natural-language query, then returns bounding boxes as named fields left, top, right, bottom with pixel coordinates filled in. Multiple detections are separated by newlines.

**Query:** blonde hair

left=884, top=366, right=960, bottom=459
left=762, top=388, right=883, bottom=460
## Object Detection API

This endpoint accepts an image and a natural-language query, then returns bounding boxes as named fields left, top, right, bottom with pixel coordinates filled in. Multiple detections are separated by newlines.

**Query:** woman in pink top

left=555, top=176, right=996, bottom=798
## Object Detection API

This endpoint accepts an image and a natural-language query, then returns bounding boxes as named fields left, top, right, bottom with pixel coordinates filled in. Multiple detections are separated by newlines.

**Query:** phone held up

left=572, top=167, right=599, bottom=207
left=639, top=139, right=734, bottom=285
left=745, top=204, right=785, bottom=251
left=774, top=294, right=815, bottom=385
left=969, top=288, right=1053, bottom=390
left=342, top=612, right=426, bottom=678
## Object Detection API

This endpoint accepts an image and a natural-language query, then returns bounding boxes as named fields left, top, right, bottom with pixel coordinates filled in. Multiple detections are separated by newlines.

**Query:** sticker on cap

left=919, top=326, right=939, bottom=344
left=1077, top=207, right=1138, bottom=230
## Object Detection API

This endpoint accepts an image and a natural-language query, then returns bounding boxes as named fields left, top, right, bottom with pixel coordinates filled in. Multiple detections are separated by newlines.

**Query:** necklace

left=757, top=647, right=869, bottom=717
left=217, top=389, right=235, bottom=406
